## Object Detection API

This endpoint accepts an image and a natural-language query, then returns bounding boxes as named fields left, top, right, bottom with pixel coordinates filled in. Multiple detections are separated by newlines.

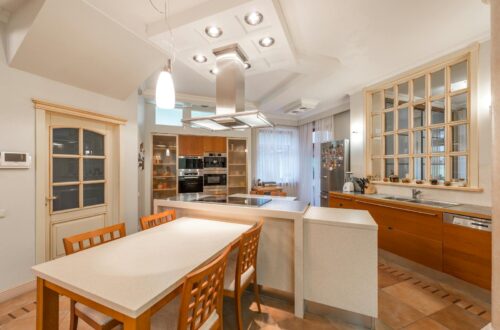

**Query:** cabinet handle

left=332, top=195, right=353, bottom=201
left=388, top=226, right=393, bottom=230
left=339, top=203, right=343, bottom=207
left=355, top=200, right=438, bottom=217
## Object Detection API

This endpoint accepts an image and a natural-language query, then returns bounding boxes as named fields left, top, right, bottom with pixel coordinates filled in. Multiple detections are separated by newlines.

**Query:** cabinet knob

left=388, top=226, right=393, bottom=230
left=339, top=203, right=343, bottom=207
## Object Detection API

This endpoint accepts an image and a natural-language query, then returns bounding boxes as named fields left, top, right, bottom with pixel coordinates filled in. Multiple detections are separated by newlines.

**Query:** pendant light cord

left=149, top=0, right=175, bottom=66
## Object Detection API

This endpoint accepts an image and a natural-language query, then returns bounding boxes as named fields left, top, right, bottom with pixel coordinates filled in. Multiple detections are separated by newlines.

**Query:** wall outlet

left=0, top=209, right=6, bottom=219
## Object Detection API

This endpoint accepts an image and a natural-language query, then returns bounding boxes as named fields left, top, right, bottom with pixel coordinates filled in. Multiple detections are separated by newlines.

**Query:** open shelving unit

left=227, top=138, right=248, bottom=195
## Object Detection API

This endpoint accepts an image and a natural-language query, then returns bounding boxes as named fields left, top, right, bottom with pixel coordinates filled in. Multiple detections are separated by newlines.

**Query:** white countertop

left=304, top=206, right=378, bottom=231
left=32, top=218, right=251, bottom=318
left=230, top=193, right=298, bottom=201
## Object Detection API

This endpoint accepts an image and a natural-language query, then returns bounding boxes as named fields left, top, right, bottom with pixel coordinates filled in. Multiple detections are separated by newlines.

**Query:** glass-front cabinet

left=227, top=139, right=248, bottom=194
left=152, top=135, right=177, bottom=205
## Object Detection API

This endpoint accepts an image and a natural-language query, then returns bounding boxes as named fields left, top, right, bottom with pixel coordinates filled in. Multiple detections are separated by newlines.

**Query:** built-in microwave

left=203, top=153, right=227, bottom=169
left=179, top=156, right=203, bottom=170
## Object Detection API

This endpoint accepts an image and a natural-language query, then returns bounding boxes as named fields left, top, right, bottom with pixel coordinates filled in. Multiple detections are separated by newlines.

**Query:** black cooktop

left=194, top=196, right=271, bottom=207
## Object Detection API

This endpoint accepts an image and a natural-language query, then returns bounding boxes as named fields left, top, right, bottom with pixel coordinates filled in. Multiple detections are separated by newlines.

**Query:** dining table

left=32, top=217, right=252, bottom=329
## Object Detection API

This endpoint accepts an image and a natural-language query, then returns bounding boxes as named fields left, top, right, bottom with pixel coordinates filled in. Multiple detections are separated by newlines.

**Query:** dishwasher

left=443, top=213, right=492, bottom=289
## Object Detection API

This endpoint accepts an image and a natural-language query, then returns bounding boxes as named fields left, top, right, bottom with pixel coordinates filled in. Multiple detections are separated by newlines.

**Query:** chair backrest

left=63, top=223, right=126, bottom=255
left=178, top=246, right=230, bottom=330
left=250, top=190, right=257, bottom=195
left=256, top=191, right=265, bottom=195
left=140, top=210, right=176, bottom=230
left=236, top=219, right=264, bottom=287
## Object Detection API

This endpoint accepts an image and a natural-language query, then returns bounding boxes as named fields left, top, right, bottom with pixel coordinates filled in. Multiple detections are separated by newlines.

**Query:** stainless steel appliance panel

left=320, top=139, right=350, bottom=194
left=178, top=156, right=203, bottom=170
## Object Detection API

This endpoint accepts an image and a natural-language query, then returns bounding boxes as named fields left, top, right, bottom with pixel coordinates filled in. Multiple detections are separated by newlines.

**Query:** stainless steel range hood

left=183, top=44, right=274, bottom=131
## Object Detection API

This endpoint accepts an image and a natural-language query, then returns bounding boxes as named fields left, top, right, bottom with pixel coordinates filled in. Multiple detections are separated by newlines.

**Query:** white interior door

left=45, top=113, right=118, bottom=259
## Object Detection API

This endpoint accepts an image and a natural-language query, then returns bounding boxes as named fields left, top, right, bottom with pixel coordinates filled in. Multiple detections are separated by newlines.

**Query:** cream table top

left=32, top=217, right=251, bottom=318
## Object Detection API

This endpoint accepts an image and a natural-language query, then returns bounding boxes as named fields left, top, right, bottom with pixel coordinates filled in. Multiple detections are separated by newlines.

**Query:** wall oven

left=203, top=153, right=227, bottom=169
left=203, top=169, right=227, bottom=194
left=178, top=170, right=203, bottom=193
left=179, top=156, right=203, bottom=170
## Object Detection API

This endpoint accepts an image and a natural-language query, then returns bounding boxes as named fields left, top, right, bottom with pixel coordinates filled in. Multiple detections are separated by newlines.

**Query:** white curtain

left=312, top=116, right=335, bottom=206
left=256, top=127, right=300, bottom=196
left=298, top=122, right=314, bottom=203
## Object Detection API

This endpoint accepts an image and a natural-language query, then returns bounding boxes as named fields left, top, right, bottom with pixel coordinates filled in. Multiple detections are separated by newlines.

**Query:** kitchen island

left=154, top=194, right=378, bottom=324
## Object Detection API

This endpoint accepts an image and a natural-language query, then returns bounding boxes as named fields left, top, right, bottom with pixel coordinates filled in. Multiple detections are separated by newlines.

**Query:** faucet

left=412, top=188, right=422, bottom=199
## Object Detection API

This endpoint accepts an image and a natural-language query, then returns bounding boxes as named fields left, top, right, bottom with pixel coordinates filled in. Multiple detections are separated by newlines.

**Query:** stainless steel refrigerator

left=320, top=139, right=350, bottom=207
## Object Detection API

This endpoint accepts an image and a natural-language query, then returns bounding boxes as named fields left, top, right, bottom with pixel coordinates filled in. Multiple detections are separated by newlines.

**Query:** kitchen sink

left=382, top=196, right=460, bottom=207
left=383, top=196, right=414, bottom=202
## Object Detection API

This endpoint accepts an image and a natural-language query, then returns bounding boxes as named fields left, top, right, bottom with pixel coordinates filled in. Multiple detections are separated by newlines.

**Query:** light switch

left=0, top=209, right=5, bottom=219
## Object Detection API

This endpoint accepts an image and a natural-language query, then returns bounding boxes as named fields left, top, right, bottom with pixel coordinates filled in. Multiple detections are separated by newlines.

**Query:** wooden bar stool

left=223, top=219, right=264, bottom=330
left=152, top=246, right=231, bottom=329
left=63, top=223, right=126, bottom=330
left=140, top=209, right=176, bottom=230
left=271, top=191, right=287, bottom=197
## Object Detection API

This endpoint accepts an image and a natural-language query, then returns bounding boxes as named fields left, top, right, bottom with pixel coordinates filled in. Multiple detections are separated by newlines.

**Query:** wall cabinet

left=178, top=135, right=204, bottom=156
left=227, top=139, right=248, bottom=194
left=203, top=136, right=227, bottom=153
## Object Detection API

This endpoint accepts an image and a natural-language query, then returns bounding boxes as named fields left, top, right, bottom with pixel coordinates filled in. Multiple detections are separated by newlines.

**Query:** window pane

left=413, top=76, right=426, bottom=102
left=431, top=156, right=445, bottom=180
left=413, top=103, right=426, bottom=127
left=398, top=107, right=409, bottom=130
left=431, top=128, right=446, bottom=153
left=84, top=159, right=104, bottom=181
left=398, top=133, right=409, bottom=154
left=452, top=125, right=467, bottom=152
left=53, top=185, right=79, bottom=211
left=371, top=137, right=382, bottom=156
left=384, top=87, right=395, bottom=109
left=398, top=82, right=409, bottom=105
left=384, top=111, right=394, bottom=132
left=372, top=114, right=382, bottom=136
left=431, top=69, right=445, bottom=96
left=450, top=61, right=468, bottom=92
left=451, top=93, right=467, bottom=121
left=83, top=130, right=104, bottom=156
left=414, top=157, right=426, bottom=181
left=398, top=158, right=409, bottom=179
left=53, top=128, right=79, bottom=155
left=413, top=130, right=427, bottom=154
left=53, top=158, right=79, bottom=183
left=155, top=107, right=183, bottom=126
left=385, top=135, right=394, bottom=155
left=431, top=99, right=445, bottom=124
left=191, top=109, right=215, bottom=118
left=371, top=158, right=382, bottom=180
left=452, top=156, right=467, bottom=182
left=84, top=183, right=105, bottom=207
left=372, top=92, right=383, bottom=112
left=385, top=159, right=394, bottom=177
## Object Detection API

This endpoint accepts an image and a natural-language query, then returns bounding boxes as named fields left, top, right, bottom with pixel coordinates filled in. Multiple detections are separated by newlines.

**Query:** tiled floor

left=0, top=262, right=491, bottom=329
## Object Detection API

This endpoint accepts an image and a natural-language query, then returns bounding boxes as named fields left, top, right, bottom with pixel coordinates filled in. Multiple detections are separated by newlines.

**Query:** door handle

left=46, top=196, right=57, bottom=201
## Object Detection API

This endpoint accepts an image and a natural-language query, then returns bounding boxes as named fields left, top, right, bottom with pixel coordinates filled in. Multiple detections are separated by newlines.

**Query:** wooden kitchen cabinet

left=203, top=136, right=227, bottom=153
left=178, top=135, right=204, bottom=156
left=329, top=193, right=357, bottom=209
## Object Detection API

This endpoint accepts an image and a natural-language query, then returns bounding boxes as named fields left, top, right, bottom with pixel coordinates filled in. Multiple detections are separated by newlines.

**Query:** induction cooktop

left=194, top=196, right=271, bottom=207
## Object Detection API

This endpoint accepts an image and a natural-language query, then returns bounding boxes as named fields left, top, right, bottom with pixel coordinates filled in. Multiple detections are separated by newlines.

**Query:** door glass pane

left=450, top=61, right=468, bottom=92
left=431, top=156, right=445, bottom=180
left=431, top=69, right=445, bottom=96
left=372, top=114, right=382, bottom=136
left=371, top=137, right=382, bottom=156
left=53, top=128, right=79, bottom=155
left=398, top=82, right=409, bottom=105
left=83, top=130, right=104, bottom=156
left=398, top=133, right=409, bottom=154
left=431, top=99, right=445, bottom=124
left=413, top=76, right=425, bottom=102
left=431, top=128, right=445, bottom=153
left=385, top=159, right=394, bottom=177
left=398, top=107, right=409, bottom=130
left=452, top=125, right=467, bottom=152
left=413, top=130, right=427, bottom=154
left=53, top=158, right=79, bottom=183
left=84, top=183, right=105, bottom=207
left=451, top=93, right=467, bottom=121
left=384, top=111, right=394, bottom=132
left=398, top=158, right=409, bottom=179
left=414, top=157, right=426, bottom=181
left=385, top=135, right=394, bottom=155
left=452, top=156, right=467, bottom=182
left=372, top=92, right=383, bottom=112
left=384, top=87, right=395, bottom=109
left=413, top=103, right=426, bottom=127
left=53, top=185, right=79, bottom=211
left=84, top=159, right=104, bottom=181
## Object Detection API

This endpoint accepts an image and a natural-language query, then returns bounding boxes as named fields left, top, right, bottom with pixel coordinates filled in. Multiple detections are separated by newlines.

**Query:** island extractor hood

left=182, top=44, right=274, bottom=131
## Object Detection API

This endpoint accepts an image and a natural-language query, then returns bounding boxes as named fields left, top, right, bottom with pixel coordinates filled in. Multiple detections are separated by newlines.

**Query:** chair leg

left=235, top=292, right=243, bottom=330
left=69, top=300, right=78, bottom=330
left=252, top=276, right=262, bottom=313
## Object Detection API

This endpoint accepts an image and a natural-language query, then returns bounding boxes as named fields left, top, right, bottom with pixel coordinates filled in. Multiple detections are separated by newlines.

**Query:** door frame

left=34, top=99, right=127, bottom=263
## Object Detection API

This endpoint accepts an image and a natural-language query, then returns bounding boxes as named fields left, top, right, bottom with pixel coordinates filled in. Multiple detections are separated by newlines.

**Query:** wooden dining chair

left=152, top=246, right=231, bottom=330
left=140, top=209, right=176, bottom=230
left=63, top=223, right=126, bottom=330
left=249, top=190, right=258, bottom=195
left=270, top=191, right=287, bottom=197
left=223, top=219, right=264, bottom=330
left=256, top=191, right=265, bottom=195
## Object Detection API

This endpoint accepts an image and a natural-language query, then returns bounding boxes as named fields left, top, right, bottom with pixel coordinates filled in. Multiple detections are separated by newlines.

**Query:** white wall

left=349, top=40, right=492, bottom=206
left=0, top=26, right=139, bottom=293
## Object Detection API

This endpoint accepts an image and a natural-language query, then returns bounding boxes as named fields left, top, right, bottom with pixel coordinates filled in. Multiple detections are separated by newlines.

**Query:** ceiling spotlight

left=244, top=62, right=251, bottom=70
left=205, top=26, right=223, bottom=38
left=210, top=67, right=219, bottom=75
left=259, top=36, right=275, bottom=47
left=244, top=12, right=263, bottom=26
left=193, top=54, right=207, bottom=63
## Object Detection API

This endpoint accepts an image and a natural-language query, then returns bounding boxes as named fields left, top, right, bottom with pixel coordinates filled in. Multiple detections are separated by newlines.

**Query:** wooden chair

left=140, top=209, right=176, bottom=230
left=63, top=223, right=126, bottom=330
left=270, top=191, right=287, bottom=197
left=224, top=219, right=264, bottom=330
left=250, top=190, right=258, bottom=195
left=152, top=246, right=231, bottom=330
left=256, top=191, right=265, bottom=195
